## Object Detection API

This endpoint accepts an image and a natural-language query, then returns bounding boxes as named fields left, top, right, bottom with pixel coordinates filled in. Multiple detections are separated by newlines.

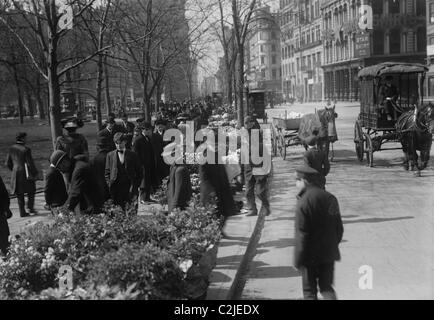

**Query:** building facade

left=280, top=0, right=323, bottom=103
left=322, top=0, right=426, bottom=102
left=425, top=1, right=434, bottom=102
left=246, top=5, right=282, bottom=96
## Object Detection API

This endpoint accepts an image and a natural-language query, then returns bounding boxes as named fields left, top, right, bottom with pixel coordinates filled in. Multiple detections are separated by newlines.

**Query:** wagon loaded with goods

left=355, top=62, right=428, bottom=167
left=271, top=111, right=303, bottom=160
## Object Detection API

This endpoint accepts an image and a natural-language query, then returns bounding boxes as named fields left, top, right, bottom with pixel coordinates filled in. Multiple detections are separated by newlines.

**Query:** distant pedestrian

left=152, top=119, right=170, bottom=186
left=44, top=150, right=69, bottom=213
left=303, top=135, right=330, bottom=189
left=0, top=175, right=11, bottom=255
left=5, top=132, right=39, bottom=217
left=105, top=133, right=142, bottom=210
left=294, top=165, right=344, bottom=300
left=56, top=118, right=89, bottom=161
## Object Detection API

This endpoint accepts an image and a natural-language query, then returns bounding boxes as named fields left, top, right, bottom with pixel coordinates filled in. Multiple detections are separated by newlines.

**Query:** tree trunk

left=48, top=69, right=62, bottom=150
left=236, top=51, right=245, bottom=124
left=226, top=68, right=233, bottom=105
left=12, top=66, right=24, bottom=124
left=36, top=76, right=45, bottom=120
left=95, top=54, right=104, bottom=131
left=26, top=92, right=34, bottom=119
left=104, top=55, right=111, bottom=117
left=143, top=83, right=151, bottom=122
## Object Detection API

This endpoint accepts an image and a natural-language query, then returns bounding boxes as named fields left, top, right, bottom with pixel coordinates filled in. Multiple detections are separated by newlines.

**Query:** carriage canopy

left=358, top=62, right=428, bottom=79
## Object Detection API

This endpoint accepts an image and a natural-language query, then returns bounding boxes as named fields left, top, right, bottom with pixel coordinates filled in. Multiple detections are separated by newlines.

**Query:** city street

left=240, top=102, right=434, bottom=300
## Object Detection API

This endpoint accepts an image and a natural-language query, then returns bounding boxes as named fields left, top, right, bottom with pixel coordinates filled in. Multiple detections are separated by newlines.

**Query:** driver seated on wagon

left=379, top=75, right=399, bottom=121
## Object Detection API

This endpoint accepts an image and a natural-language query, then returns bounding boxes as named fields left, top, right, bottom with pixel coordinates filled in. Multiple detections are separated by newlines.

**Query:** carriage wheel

left=354, top=121, right=364, bottom=162
left=363, top=133, right=374, bottom=167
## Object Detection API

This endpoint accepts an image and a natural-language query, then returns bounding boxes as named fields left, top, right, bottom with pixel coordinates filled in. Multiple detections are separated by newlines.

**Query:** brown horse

left=298, top=105, right=338, bottom=159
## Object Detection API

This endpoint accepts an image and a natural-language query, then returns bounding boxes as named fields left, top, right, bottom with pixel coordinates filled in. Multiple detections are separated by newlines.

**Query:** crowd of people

left=0, top=100, right=345, bottom=301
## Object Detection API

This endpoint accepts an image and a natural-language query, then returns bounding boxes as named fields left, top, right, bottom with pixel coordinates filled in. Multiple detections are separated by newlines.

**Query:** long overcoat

left=294, top=186, right=344, bottom=269
left=5, top=143, right=38, bottom=195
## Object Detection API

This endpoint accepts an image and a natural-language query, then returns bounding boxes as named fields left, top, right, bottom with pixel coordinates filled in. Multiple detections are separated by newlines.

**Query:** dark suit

left=105, top=150, right=142, bottom=209
left=133, top=134, right=158, bottom=202
left=151, top=132, right=169, bottom=185
left=67, top=157, right=102, bottom=214
left=167, top=164, right=192, bottom=212
left=44, top=166, right=68, bottom=208
left=91, top=150, right=110, bottom=203
left=97, top=128, right=116, bottom=151
left=200, top=164, right=236, bottom=219
left=0, top=176, right=10, bottom=255
left=120, top=121, right=135, bottom=149
left=294, top=186, right=344, bottom=300
left=6, top=142, right=37, bottom=216
left=55, top=132, right=89, bottom=160
left=303, top=147, right=330, bottom=188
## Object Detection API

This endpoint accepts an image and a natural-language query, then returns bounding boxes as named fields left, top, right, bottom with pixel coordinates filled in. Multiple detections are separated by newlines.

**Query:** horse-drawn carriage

left=355, top=62, right=430, bottom=169
left=271, top=105, right=338, bottom=161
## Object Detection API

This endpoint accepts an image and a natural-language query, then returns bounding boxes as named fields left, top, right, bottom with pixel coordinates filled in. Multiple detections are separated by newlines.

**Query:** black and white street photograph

left=0, top=0, right=433, bottom=305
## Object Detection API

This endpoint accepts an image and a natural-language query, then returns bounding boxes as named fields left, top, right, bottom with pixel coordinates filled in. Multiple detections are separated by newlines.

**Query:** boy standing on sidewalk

left=294, top=165, right=343, bottom=300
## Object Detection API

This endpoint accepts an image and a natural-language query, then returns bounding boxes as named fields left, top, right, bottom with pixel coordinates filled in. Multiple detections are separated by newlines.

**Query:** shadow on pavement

left=258, top=238, right=295, bottom=249
left=249, top=264, right=300, bottom=279
left=343, top=216, right=414, bottom=224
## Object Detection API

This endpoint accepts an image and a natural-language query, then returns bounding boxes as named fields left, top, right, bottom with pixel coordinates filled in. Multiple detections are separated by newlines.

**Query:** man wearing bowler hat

left=294, top=164, right=343, bottom=300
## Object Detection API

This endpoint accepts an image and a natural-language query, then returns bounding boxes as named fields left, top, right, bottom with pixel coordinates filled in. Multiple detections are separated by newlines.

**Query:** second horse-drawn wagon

left=355, top=62, right=428, bottom=167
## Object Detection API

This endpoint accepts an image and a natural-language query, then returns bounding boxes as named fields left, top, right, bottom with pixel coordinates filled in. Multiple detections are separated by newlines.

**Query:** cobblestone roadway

left=242, top=102, right=434, bottom=300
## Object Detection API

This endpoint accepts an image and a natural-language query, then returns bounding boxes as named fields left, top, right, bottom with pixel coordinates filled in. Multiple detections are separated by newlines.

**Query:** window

left=316, top=25, right=320, bottom=42
left=416, top=27, right=426, bottom=52
left=271, top=31, right=277, bottom=40
left=272, top=69, right=277, bottom=80
left=429, top=77, right=434, bottom=97
left=272, top=55, right=277, bottom=64
left=388, top=0, right=399, bottom=14
left=416, top=0, right=425, bottom=16
left=317, top=52, right=321, bottom=66
left=261, top=56, right=265, bottom=65
left=431, top=3, right=434, bottom=24
left=430, top=37, right=434, bottom=45
left=272, top=44, right=276, bottom=52
left=372, top=0, right=383, bottom=15
left=260, top=45, right=265, bottom=52
left=373, top=29, right=384, bottom=55
left=261, top=70, right=266, bottom=78
left=389, top=29, right=401, bottom=54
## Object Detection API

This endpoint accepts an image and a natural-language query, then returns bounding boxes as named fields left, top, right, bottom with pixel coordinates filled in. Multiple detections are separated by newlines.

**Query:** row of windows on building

left=280, top=1, right=321, bottom=27
left=255, top=68, right=281, bottom=81
left=281, top=52, right=322, bottom=76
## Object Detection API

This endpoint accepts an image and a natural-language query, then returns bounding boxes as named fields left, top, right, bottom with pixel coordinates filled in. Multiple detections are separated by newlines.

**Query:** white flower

left=179, top=259, right=193, bottom=273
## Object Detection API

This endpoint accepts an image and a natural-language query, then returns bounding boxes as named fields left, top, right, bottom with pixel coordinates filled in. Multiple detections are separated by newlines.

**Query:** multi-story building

left=280, top=0, right=323, bottom=103
left=322, top=0, right=426, bottom=102
left=425, top=1, right=434, bottom=102
left=246, top=5, right=282, bottom=96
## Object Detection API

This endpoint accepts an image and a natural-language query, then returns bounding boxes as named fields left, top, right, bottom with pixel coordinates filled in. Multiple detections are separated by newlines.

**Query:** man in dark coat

left=167, top=162, right=192, bottom=213
left=294, top=165, right=344, bottom=300
left=97, top=117, right=117, bottom=152
left=90, top=136, right=112, bottom=203
left=120, top=113, right=135, bottom=149
left=61, top=154, right=102, bottom=214
left=152, top=119, right=170, bottom=186
left=303, top=135, right=330, bottom=189
left=44, top=150, right=69, bottom=212
left=133, top=122, right=158, bottom=203
left=56, top=118, right=89, bottom=160
left=5, top=132, right=39, bottom=217
left=105, top=133, right=142, bottom=210
left=0, top=175, right=11, bottom=255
